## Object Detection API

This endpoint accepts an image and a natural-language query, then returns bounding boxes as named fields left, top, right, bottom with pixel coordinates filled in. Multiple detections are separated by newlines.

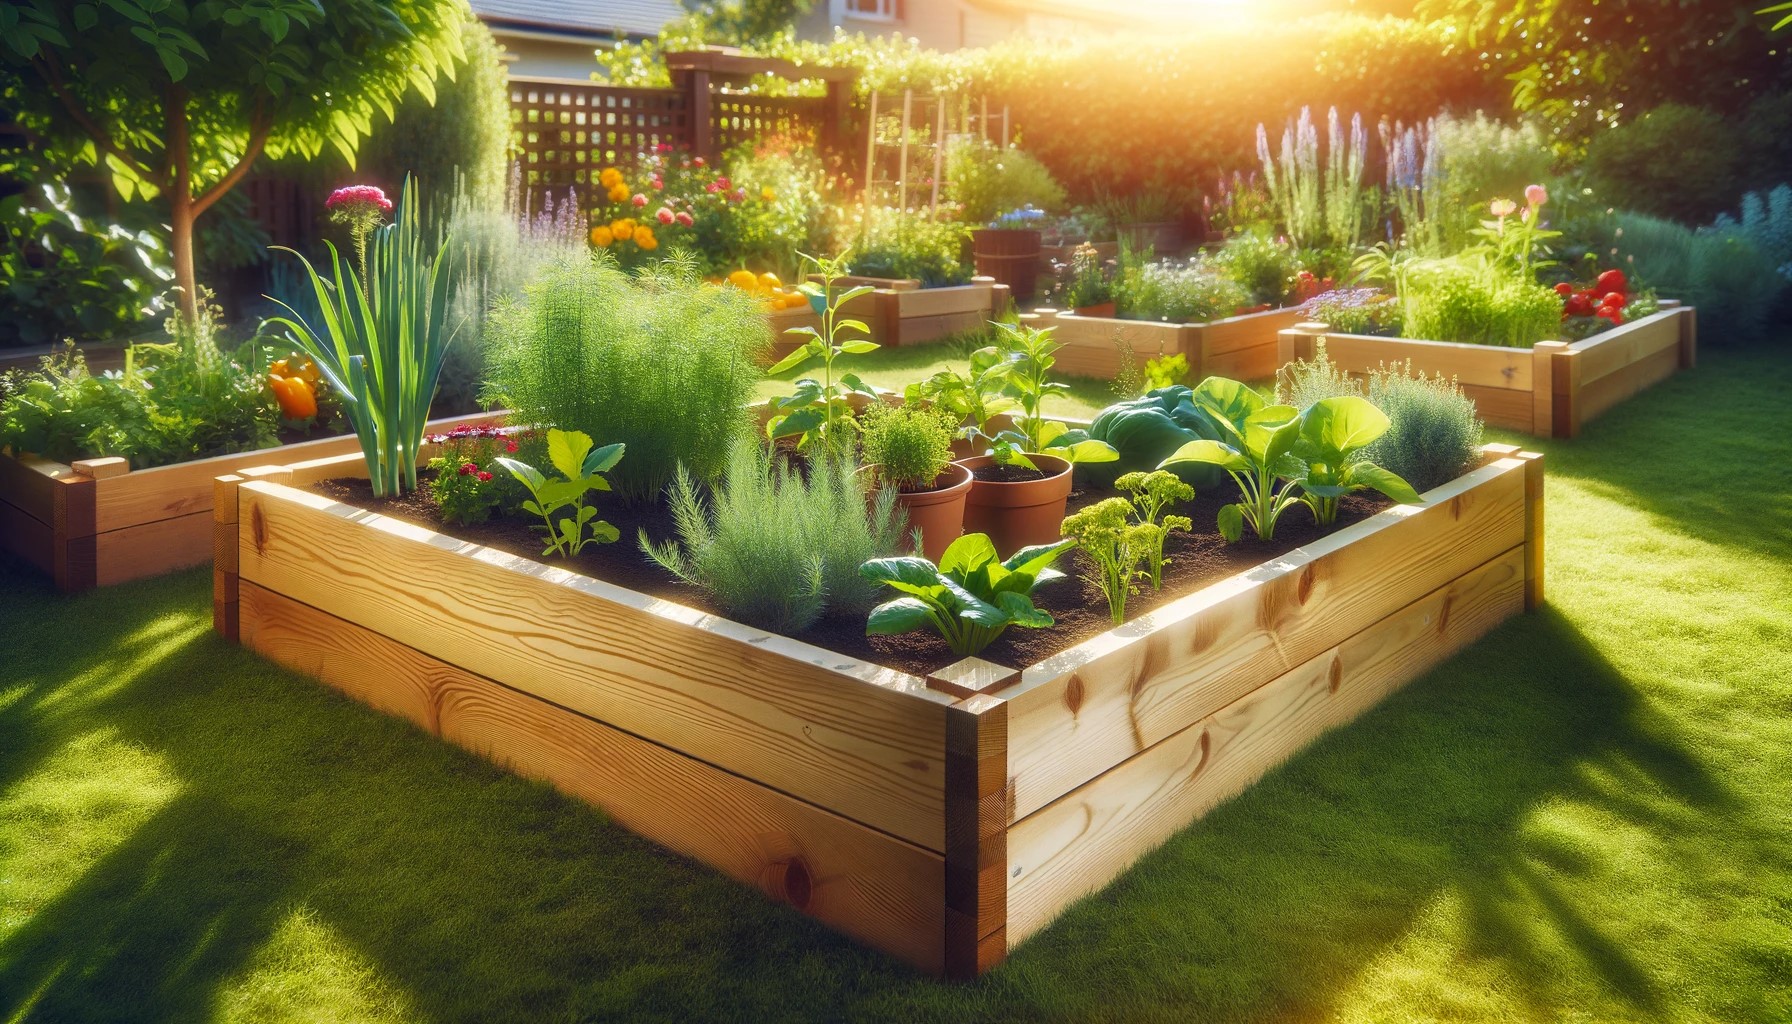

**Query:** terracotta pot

left=956, top=454, right=1073, bottom=557
left=1072, top=301, right=1116, bottom=317
left=862, top=462, right=973, bottom=563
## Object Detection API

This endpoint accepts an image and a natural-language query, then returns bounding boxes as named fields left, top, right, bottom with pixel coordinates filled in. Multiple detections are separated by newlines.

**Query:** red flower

left=458, top=462, right=477, bottom=476
left=1595, top=269, right=1628, bottom=296
left=477, top=471, right=493, bottom=482
left=656, top=207, right=675, bottom=225
left=1554, top=282, right=1574, bottom=297
left=325, top=184, right=392, bottom=212
left=505, top=438, right=519, bottom=453
left=632, top=193, right=648, bottom=207
left=715, top=176, right=731, bottom=190
left=675, top=211, right=694, bottom=227
left=693, top=157, right=706, bottom=167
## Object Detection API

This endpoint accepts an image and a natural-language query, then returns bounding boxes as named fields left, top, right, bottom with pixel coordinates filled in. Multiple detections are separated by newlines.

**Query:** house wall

left=492, top=32, right=605, bottom=80
left=800, top=0, right=1024, bottom=51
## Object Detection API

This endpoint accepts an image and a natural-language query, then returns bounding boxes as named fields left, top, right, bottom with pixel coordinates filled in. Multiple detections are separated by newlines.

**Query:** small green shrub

left=1214, top=230, right=1300, bottom=306
left=1363, top=363, right=1484, bottom=493
left=1397, top=257, right=1562, bottom=348
left=946, top=140, right=1067, bottom=224
left=1276, top=344, right=1360, bottom=409
left=1296, top=287, right=1403, bottom=337
left=859, top=403, right=956, bottom=491
left=847, top=211, right=971, bottom=286
left=1583, top=105, right=1742, bottom=224
left=641, top=438, right=908, bottom=631
left=483, top=251, right=769, bottom=502
left=1715, top=184, right=1792, bottom=282
left=1594, top=211, right=1785, bottom=343
left=1116, top=256, right=1249, bottom=324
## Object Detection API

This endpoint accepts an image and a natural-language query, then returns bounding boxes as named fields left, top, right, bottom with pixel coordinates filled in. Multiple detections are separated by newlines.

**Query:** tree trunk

left=166, top=84, right=198, bottom=323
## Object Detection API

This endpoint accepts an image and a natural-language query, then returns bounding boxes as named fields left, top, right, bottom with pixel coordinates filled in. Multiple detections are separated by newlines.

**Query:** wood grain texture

left=1552, top=348, right=1583, bottom=438
left=1005, top=544, right=1528, bottom=948
left=0, top=497, right=53, bottom=576
left=1569, top=308, right=1682, bottom=383
left=1457, top=382, right=1536, bottom=433
left=1531, top=341, right=1567, bottom=436
left=1316, top=332, right=1533, bottom=392
left=0, top=452, right=74, bottom=524
left=93, top=509, right=213, bottom=586
left=890, top=311, right=989, bottom=347
left=945, top=694, right=1009, bottom=978
left=1195, top=307, right=1305, bottom=356
left=1001, top=453, right=1530, bottom=821
left=238, top=582, right=947, bottom=973
left=1575, top=343, right=1680, bottom=426
left=895, top=283, right=995, bottom=319
left=1048, top=314, right=1186, bottom=380
left=236, top=482, right=955, bottom=850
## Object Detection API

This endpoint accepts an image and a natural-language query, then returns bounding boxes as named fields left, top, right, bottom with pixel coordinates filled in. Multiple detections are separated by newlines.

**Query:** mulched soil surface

left=308, top=475, right=1386, bottom=676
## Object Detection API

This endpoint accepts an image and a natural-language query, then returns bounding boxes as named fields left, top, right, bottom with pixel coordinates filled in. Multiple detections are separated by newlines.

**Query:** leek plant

left=268, top=177, right=456, bottom=497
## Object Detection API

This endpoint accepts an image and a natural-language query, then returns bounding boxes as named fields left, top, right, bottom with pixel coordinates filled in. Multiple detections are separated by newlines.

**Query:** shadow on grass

left=0, top=563, right=1773, bottom=1021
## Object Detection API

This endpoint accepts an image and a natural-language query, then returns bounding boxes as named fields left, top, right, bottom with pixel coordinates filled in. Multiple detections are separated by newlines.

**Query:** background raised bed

left=1278, top=306, right=1697, bottom=437
left=1030, top=306, right=1306, bottom=381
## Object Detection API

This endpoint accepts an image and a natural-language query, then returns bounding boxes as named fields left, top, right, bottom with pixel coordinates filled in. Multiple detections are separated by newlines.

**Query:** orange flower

left=589, top=225, right=614, bottom=247
left=599, top=167, right=623, bottom=188
left=607, top=183, right=630, bottom=204
left=610, top=218, right=636, bottom=241
left=635, top=227, right=658, bottom=250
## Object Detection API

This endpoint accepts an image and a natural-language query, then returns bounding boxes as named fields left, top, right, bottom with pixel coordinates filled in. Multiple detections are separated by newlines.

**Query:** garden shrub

left=1397, top=257, right=1562, bottom=348
left=352, top=15, right=510, bottom=212
left=1715, top=184, right=1792, bottom=283
left=1590, top=211, right=1786, bottom=344
left=859, top=403, right=956, bottom=491
left=1363, top=364, right=1483, bottom=493
left=482, top=251, right=769, bottom=502
left=0, top=184, right=170, bottom=347
left=846, top=210, right=970, bottom=286
left=945, top=140, right=1066, bottom=224
left=641, top=438, right=908, bottom=631
left=723, top=135, right=838, bottom=277
left=1583, top=105, right=1742, bottom=224
left=1115, top=255, right=1249, bottom=324
left=1213, top=231, right=1300, bottom=307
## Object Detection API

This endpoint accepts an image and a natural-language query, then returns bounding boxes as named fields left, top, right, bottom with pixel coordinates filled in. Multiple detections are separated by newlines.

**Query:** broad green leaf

left=1191, top=376, right=1264, bottom=430
left=942, top=579, right=1007, bottom=627
left=836, top=318, right=872, bottom=335
left=767, top=407, right=825, bottom=440
left=1301, top=396, right=1390, bottom=455
left=999, top=538, right=1076, bottom=583
left=995, top=591, right=1053, bottom=629
left=589, top=520, right=620, bottom=544
left=1217, top=503, right=1245, bottom=542
left=1034, top=419, right=1069, bottom=446
left=940, top=533, right=998, bottom=575
left=1161, top=439, right=1249, bottom=473
left=581, top=441, right=625, bottom=477
left=767, top=344, right=818, bottom=375
left=495, top=456, right=545, bottom=494
left=867, top=597, right=935, bottom=636
left=861, top=555, right=945, bottom=591
left=839, top=339, right=879, bottom=354
left=1049, top=438, right=1119, bottom=464
left=547, top=428, right=593, bottom=481
left=1347, top=462, right=1424, bottom=504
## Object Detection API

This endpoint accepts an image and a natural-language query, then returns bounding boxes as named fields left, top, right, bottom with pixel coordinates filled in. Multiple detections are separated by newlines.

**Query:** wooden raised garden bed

left=213, top=440, right=1543, bottom=977
left=0, top=412, right=499, bottom=593
left=1028, top=306, right=1307, bottom=382
left=810, top=274, right=1011, bottom=347
left=1278, top=305, right=1697, bottom=438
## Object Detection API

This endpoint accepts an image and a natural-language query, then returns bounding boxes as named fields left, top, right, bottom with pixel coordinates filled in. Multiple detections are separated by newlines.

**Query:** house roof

left=468, top=0, right=683, bottom=40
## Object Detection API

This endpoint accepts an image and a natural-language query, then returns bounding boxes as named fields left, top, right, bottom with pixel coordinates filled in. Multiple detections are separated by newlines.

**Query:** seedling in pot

left=765, top=250, right=880, bottom=455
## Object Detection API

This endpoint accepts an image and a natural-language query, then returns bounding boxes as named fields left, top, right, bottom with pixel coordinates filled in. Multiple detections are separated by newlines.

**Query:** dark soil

left=971, top=463, right=1051, bottom=484
left=308, top=474, right=1387, bottom=677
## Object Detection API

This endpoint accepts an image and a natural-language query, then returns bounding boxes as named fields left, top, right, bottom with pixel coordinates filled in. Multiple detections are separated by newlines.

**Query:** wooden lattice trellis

left=511, top=78, right=691, bottom=195
left=711, top=95, right=829, bottom=156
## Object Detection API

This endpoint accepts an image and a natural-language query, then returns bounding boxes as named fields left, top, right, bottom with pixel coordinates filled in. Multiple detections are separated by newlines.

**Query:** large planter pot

left=1119, top=220, right=1184, bottom=255
left=956, top=453, right=1072, bottom=557
left=861, top=462, right=973, bottom=563
left=972, top=228, right=1043, bottom=304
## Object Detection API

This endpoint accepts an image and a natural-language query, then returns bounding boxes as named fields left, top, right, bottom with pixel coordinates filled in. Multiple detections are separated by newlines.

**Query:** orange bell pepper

left=268, top=373, right=318, bottom=421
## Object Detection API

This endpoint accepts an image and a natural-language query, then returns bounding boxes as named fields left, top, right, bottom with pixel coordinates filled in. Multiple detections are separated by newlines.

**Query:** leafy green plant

left=1115, top=470, right=1194, bottom=590
left=846, top=211, right=971, bottom=286
left=946, top=139, right=1067, bottom=224
left=1285, top=397, right=1423, bottom=527
left=642, top=438, right=907, bottom=632
left=495, top=428, right=624, bottom=557
left=1276, top=342, right=1360, bottom=409
left=859, top=403, right=956, bottom=491
left=1115, top=254, right=1250, bottom=324
left=1075, top=385, right=1223, bottom=489
left=1355, top=250, right=1562, bottom=348
left=766, top=250, right=880, bottom=454
left=483, top=249, right=767, bottom=501
left=861, top=533, right=1075, bottom=656
left=1142, top=352, right=1189, bottom=391
left=1363, top=362, right=1485, bottom=493
left=269, top=178, right=455, bottom=497
left=1213, top=230, right=1299, bottom=307
left=0, top=183, right=171, bottom=347
left=970, top=321, right=1117, bottom=465
left=1060, top=242, right=1114, bottom=309
left=425, top=423, right=520, bottom=525
left=903, top=354, right=1016, bottom=444
left=1061, top=498, right=1160, bottom=625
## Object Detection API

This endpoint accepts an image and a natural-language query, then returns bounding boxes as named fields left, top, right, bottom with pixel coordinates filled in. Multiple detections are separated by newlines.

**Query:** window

left=832, top=0, right=900, bottom=23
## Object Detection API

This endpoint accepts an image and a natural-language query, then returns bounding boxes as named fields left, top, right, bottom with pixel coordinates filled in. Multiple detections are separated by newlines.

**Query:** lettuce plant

left=496, top=428, right=625, bottom=557
left=861, top=534, right=1075, bottom=656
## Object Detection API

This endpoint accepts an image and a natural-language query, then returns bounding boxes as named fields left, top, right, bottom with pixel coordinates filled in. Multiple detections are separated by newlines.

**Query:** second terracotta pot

left=957, top=454, right=1073, bottom=558
left=862, top=462, right=973, bottom=563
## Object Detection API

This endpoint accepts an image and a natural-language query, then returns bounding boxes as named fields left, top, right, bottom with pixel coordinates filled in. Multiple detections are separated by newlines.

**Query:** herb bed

left=1280, top=305, right=1696, bottom=437
left=215, top=443, right=1543, bottom=978
left=1031, top=306, right=1305, bottom=382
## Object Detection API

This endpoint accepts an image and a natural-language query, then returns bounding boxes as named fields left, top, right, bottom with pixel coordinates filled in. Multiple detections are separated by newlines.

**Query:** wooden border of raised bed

left=807, top=274, right=1011, bottom=348
left=213, top=442, right=1543, bottom=977
left=0, top=412, right=501, bottom=593
left=1278, top=305, right=1696, bottom=438
left=1027, top=306, right=1306, bottom=382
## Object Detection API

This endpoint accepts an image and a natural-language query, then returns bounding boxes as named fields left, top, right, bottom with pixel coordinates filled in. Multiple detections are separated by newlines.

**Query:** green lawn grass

left=2, top=348, right=1789, bottom=1023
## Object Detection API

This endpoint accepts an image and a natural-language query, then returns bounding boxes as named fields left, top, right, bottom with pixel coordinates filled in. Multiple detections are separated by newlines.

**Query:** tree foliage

left=1, top=0, right=466, bottom=316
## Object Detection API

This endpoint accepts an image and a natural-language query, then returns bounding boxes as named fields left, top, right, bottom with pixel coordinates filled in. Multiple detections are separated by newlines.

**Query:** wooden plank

left=1458, top=381, right=1537, bottom=434
left=1518, top=451, right=1545, bottom=609
left=1531, top=341, right=1568, bottom=436
left=1196, top=307, right=1304, bottom=356
left=71, top=456, right=129, bottom=480
left=1318, top=332, right=1533, bottom=392
left=1576, top=342, right=1680, bottom=426
left=945, top=694, right=1009, bottom=978
left=51, top=476, right=97, bottom=592
left=93, top=509, right=215, bottom=587
left=92, top=411, right=504, bottom=533
left=213, top=567, right=239, bottom=641
left=1002, top=454, right=1528, bottom=822
left=1552, top=347, right=1582, bottom=438
left=238, top=582, right=946, bottom=973
left=895, top=284, right=992, bottom=319
left=1679, top=307, right=1698, bottom=369
left=1006, top=544, right=1527, bottom=948
left=1202, top=344, right=1278, bottom=383
left=890, top=311, right=988, bottom=347
left=236, top=482, right=955, bottom=850
left=1571, top=310, right=1682, bottom=385
left=0, top=497, right=53, bottom=576
left=0, top=452, right=73, bottom=524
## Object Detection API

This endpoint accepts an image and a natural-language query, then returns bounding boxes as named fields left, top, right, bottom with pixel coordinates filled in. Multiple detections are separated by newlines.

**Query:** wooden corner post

left=1531, top=340, right=1568, bottom=437
left=933, top=657, right=1017, bottom=979
left=1277, top=322, right=1327, bottom=373
left=1550, top=346, right=1583, bottom=439
left=212, top=473, right=244, bottom=640
left=1516, top=450, right=1546, bottom=609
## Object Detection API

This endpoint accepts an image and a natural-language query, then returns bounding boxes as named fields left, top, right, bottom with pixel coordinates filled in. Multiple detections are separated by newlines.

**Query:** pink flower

left=1525, top=184, right=1548, bottom=207
left=1489, top=198, right=1517, bottom=218
left=631, top=193, right=647, bottom=207
left=656, top=207, right=675, bottom=225
left=675, top=211, right=694, bottom=227
left=693, top=157, right=706, bottom=167
left=730, top=189, right=746, bottom=202
left=715, top=176, right=731, bottom=190
left=477, top=471, right=493, bottom=482
left=325, top=184, right=392, bottom=213
left=458, top=462, right=477, bottom=477
left=655, top=143, right=672, bottom=153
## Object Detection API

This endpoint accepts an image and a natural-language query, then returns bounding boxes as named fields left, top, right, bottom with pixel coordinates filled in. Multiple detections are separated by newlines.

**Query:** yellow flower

left=635, top=228, right=658, bottom=251
left=607, top=183, right=630, bottom=204
left=762, top=187, right=776, bottom=201
left=588, top=225, right=613, bottom=247
left=599, top=167, right=623, bottom=188
left=610, top=218, right=636, bottom=241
